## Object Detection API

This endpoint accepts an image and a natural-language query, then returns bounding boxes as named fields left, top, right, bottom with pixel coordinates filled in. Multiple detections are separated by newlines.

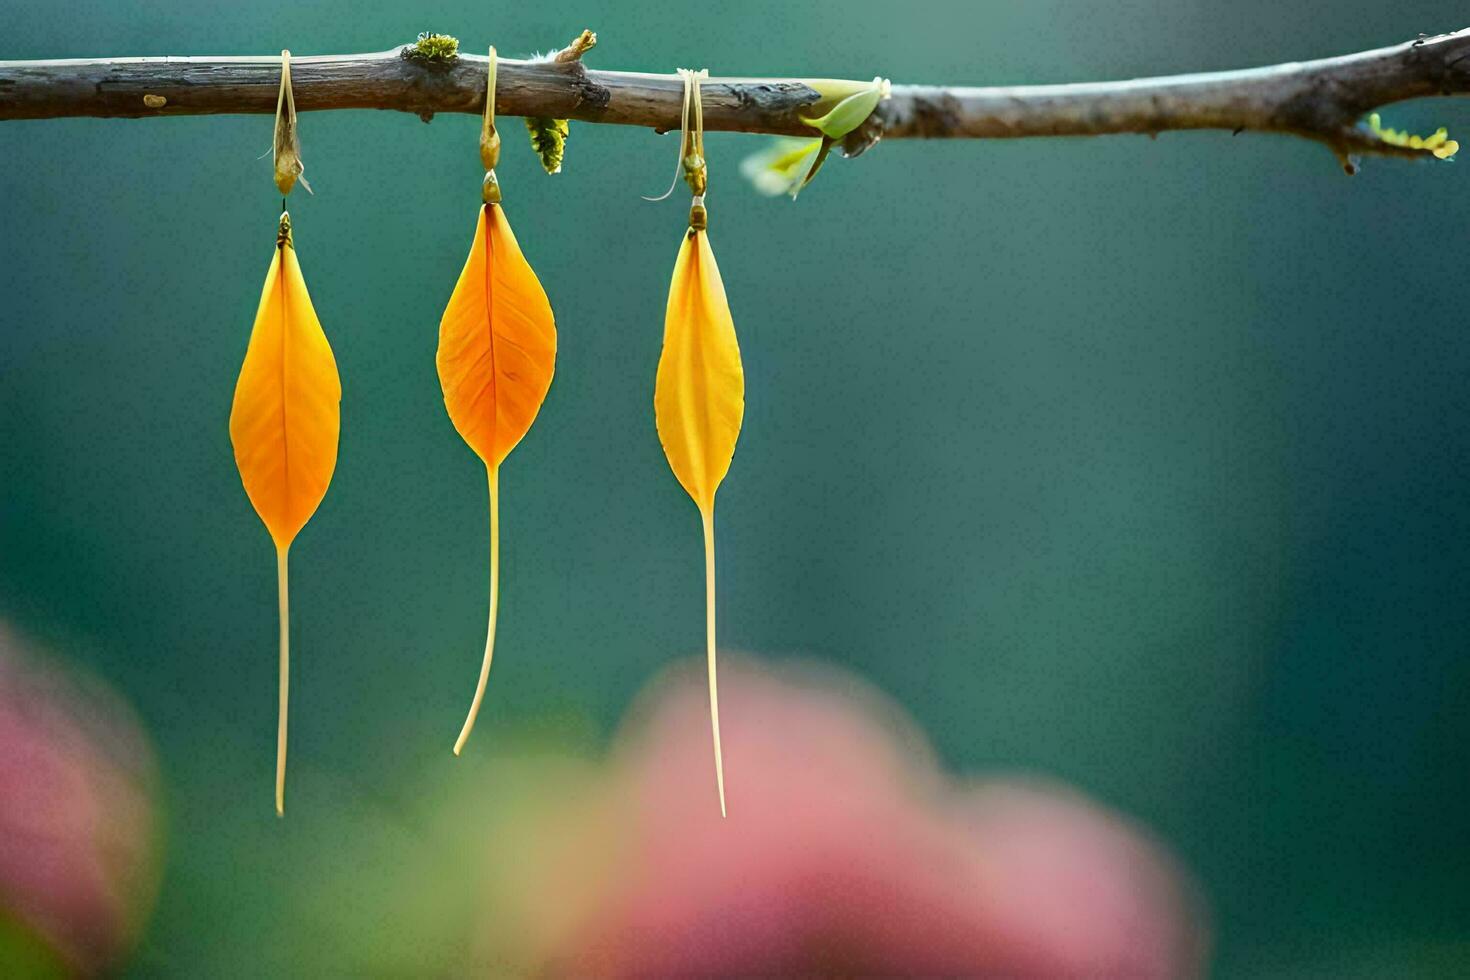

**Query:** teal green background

left=3, top=1, right=1470, bottom=975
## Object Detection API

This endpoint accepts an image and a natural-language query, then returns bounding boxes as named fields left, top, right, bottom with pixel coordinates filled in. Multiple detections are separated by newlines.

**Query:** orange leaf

left=654, top=226, right=745, bottom=818
left=228, top=212, right=340, bottom=815
left=436, top=203, right=557, bottom=756
left=229, top=214, right=341, bottom=552
left=437, top=204, right=557, bottom=468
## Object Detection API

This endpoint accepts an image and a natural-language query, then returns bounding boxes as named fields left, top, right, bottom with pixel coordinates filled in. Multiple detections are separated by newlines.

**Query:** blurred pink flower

left=0, top=625, right=161, bottom=975
left=510, top=657, right=1207, bottom=978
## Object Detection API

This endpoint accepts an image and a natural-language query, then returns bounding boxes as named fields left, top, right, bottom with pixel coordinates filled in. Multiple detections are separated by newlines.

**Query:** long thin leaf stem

left=702, top=507, right=727, bottom=818
left=454, top=464, right=501, bottom=755
left=275, top=545, right=289, bottom=816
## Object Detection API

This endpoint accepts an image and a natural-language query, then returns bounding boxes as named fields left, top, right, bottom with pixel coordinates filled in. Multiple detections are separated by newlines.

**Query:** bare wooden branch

left=3, top=28, right=1470, bottom=169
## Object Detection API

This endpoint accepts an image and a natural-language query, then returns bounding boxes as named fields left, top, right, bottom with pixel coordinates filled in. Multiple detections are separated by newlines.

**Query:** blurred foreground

left=0, top=626, right=160, bottom=976
left=0, top=624, right=1205, bottom=977
left=484, top=657, right=1209, bottom=977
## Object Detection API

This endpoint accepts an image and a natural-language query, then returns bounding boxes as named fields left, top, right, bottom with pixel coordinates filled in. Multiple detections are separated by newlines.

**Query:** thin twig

left=3, top=28, right=1469, bottom=169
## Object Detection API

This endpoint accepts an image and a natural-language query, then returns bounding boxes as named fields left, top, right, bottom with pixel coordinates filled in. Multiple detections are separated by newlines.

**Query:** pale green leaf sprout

left=1365, top=112, right=1458, bottom=160
left=739, top=138, right=822, bottom=197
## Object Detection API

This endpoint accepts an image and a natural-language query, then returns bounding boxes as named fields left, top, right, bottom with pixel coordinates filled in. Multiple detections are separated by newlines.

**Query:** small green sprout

left=1365, top=112, right=1458, bottom=159
left=408, top=32, right=460, bottom=64
left=739, top=76, right=892, bottom=199
left=801, top=77, right=891, bottom=140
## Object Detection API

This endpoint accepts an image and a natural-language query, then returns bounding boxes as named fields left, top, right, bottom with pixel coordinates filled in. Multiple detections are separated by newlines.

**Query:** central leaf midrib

left=276, top=244, right=291, bottom=518
left=482, top=209, right=498, bottom=456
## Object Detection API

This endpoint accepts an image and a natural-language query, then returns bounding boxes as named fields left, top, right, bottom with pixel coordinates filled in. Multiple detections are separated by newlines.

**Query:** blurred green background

left=3, top=0, right=1470, bottom=975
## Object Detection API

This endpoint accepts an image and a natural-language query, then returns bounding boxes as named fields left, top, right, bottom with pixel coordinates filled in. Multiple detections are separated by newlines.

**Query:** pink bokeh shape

left=546, top=658, right=1208, bottom=978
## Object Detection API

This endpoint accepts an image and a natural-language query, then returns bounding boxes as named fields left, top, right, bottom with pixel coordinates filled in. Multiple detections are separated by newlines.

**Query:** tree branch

left=3, top=28, right=1470, bottom=170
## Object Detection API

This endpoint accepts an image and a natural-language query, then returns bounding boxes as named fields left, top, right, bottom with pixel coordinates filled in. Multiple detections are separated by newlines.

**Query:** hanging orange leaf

left=229, top=211, right=341, bottom=815
left=230, top=215, right=340, bottom=550
left=437, top=203, right=557, bottom=755
left=654, top=225, right=745, bottom=817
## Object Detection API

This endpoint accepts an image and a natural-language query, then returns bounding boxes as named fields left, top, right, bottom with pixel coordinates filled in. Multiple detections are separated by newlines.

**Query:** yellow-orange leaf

left=229, top=215, right=341, bottom=551
left=655, top=228, right=744, bottom=513
left=437, top=204, right=557, bottom=468
left=654, top=226, right=745, bottom=818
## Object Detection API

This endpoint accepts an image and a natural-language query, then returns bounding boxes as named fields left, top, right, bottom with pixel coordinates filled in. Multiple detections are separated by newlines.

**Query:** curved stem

left=702, top=507, right=727, bottom=818
left=453, top=463, right=500, bottom=756
left=275, top=545, right=289, bottom=816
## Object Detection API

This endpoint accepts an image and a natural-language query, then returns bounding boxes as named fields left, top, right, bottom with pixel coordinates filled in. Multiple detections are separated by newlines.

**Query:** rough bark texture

left=3, top=29, right=1470, bottom=166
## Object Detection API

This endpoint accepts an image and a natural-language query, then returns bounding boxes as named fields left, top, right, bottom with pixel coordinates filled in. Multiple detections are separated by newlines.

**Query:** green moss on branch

left=407, top=33, right=459, bottom=64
